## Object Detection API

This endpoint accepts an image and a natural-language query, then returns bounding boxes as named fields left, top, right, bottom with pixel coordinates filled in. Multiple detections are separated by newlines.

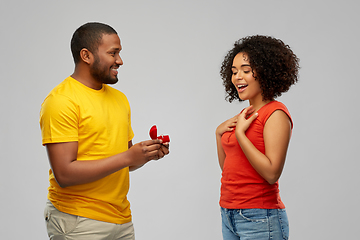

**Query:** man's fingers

left=137, top=139, right=170, bottom=161
left=141, top=139, right=162, bottom=146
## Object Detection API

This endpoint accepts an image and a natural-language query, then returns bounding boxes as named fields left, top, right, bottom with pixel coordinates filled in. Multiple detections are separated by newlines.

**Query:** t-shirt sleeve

left=40, top=94, right=79, bottom=145
left=262, top=102, right=293, bottom=129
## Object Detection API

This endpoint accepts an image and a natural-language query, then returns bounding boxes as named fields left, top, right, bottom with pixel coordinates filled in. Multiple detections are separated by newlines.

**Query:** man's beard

left=90, top=56, right=118, bottom=85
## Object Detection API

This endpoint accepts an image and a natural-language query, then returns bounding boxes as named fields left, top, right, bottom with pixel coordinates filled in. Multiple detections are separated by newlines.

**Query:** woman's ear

left=79, top=48, right=93, bottom=65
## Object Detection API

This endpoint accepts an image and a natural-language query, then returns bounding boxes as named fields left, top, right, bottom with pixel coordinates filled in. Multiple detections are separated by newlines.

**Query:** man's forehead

left=99, top=34, right=121, bottom=49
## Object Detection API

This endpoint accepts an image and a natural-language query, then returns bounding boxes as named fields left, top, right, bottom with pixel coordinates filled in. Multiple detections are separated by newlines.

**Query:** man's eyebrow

left=108, top=47, right=121, bottom=51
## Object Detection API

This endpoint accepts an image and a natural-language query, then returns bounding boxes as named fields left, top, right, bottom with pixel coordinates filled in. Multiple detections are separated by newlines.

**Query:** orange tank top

left=220, top=101, right=292, bottom=209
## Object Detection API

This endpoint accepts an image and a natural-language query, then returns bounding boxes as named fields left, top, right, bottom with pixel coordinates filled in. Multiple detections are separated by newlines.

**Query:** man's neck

left=71, top=70, right=102, bottom=90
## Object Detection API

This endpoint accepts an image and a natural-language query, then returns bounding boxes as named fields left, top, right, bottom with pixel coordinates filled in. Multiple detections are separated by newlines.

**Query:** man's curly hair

left=220, top=35, right=300, bottom=102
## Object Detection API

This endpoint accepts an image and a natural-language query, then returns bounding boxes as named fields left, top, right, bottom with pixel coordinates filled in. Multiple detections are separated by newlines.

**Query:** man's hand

left=128, top=140, right=169, bottom=171
left=158, top=142, right=170, bottom=159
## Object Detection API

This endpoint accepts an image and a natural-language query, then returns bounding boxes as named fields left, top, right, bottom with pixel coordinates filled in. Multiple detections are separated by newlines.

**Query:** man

left=40, top=22, right=169, bottom=240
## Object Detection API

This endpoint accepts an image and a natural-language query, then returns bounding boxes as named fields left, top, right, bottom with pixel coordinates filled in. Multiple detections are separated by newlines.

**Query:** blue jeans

left=221, top=207, right=289, bottom=240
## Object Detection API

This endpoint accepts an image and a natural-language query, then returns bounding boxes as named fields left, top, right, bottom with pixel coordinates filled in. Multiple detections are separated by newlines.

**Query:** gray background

left=1, top=0, right=359, bottom=239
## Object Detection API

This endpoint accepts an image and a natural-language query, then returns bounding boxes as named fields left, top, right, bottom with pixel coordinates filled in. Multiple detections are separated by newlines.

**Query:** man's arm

left=46, top=139, right=165, bottom=188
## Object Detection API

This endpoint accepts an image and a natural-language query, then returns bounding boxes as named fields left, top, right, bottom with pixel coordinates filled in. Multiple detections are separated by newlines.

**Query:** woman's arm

left=235, top=107, right=291, bottom=184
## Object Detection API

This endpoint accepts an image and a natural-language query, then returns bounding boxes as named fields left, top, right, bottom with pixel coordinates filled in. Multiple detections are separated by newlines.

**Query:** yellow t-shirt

left=40, top=76, right=134, bottom=224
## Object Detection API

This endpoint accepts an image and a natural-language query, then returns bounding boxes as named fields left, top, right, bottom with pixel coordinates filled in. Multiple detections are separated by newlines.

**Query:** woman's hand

left=216, top=115, right=238, bottom=137
left=216, top=115, right=238, bottom=171
left=235, top=105, right=258, bottom=136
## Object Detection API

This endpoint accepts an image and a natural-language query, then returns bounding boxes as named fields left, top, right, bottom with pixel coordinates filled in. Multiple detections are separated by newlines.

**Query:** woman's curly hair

left=220, top=35, right=300, bottom=102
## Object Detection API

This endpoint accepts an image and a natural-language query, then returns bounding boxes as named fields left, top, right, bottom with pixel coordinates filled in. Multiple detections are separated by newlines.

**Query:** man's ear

left=79, top=48, right=93, bottom=65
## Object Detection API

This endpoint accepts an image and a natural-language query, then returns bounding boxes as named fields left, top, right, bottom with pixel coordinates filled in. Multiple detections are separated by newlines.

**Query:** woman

left=216, top=35, right=299, bottom=240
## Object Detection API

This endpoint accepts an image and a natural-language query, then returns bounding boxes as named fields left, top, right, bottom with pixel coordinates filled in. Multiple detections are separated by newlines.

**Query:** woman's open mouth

left=237, top=84, right=248, bottom=93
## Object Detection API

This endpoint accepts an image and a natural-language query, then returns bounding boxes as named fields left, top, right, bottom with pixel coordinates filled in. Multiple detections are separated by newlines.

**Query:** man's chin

left=103, top=77, right=118, bottom=85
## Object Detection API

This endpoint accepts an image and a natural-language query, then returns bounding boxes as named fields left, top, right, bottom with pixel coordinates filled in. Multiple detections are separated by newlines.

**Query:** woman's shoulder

left=260, top=101, right=289, bottom=113
left=258, top=101, right=292, bottom=125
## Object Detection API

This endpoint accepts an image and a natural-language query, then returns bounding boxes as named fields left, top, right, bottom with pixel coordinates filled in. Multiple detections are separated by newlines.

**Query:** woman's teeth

left=238, top=84, right=248, bottom=89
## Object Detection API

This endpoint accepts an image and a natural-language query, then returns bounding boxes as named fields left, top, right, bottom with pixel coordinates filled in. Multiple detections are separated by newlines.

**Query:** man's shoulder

left=42, top=77, right=79, bottom=106
left=47, top=77, right=75, bottom=96
left=104, top=84, right=124, bottom=94
left=104, top=85, right=129, bottom=101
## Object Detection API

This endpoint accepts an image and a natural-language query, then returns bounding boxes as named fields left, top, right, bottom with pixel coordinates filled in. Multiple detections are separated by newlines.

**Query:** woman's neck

left=249, top=97, right=273, bottom=112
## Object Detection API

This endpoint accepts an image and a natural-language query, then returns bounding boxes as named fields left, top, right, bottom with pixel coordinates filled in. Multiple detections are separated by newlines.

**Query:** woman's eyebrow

left=232, top=64, right=251, bottom=70
left=240, top=64, right=251, bottom=67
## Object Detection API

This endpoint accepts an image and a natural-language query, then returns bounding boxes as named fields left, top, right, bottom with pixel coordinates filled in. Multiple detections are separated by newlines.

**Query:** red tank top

left=220, top=101, right=292, bottom=209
